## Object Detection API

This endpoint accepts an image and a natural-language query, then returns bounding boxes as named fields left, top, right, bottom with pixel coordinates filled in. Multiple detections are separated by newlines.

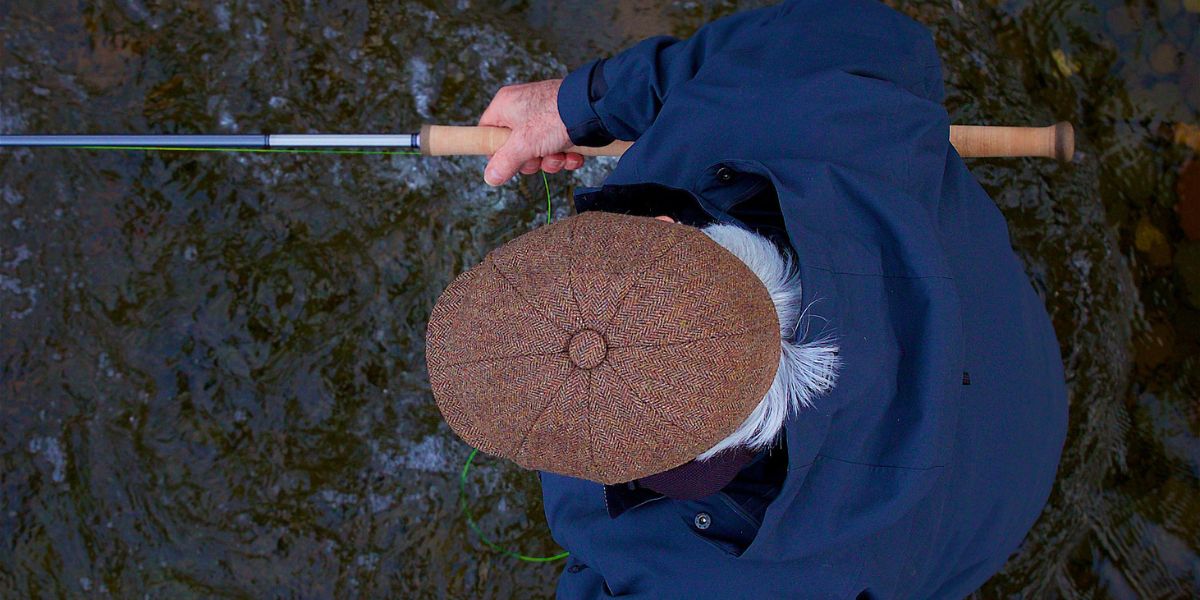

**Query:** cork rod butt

left=948, top=123, right=1077, bottom=160
left=1053, top=121, right=1075, bottom=162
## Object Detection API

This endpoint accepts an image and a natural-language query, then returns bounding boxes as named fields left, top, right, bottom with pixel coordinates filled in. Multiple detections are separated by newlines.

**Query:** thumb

left=484, top=136, right=531, bottom=186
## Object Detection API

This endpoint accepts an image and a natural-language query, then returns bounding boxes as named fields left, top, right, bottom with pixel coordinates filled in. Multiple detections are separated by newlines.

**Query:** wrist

left=557, top=59, right=616, bottom=147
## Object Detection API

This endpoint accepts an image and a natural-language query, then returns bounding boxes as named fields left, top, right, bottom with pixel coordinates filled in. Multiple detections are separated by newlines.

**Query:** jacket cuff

left=557, top=58, right=617, bottom=147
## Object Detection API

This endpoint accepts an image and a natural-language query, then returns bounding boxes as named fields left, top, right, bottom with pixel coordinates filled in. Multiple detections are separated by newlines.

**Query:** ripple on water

left=27, top=436, right=66, bottom=483
left=214, top=3, right=231, bottom=32
left=3, top=185, right=24, bottom=206
left=373, top=435, right=455, bottom=476
left=0, top=266, right=38, bottom=321
left=407, top=55, right=440, bottom=120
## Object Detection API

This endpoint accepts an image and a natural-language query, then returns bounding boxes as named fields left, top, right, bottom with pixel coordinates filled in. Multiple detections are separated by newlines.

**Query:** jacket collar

left=603, top=481, right=666, bottom=519
left=573, top=181, right=716, bottom=226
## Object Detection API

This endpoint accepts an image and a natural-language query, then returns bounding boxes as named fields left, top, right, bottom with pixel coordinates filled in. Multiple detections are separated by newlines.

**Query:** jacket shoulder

left=766, top=0, right=943, bottom=101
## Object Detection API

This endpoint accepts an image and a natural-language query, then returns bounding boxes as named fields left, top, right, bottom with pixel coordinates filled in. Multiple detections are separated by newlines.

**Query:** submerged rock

left=1134, top=320, right=1175, bottom=369
left=1136, top=218, right=1173, bottom=267
left=1105, top=5, right=1141, bottom=36
left=1176, top=240, right=1200, bottom=308
left=1151, top=43, right=1183, bottom=76
left=1177, top=158, right=1200, bottom=240
left=1175, top=123, right=1200, bottom=153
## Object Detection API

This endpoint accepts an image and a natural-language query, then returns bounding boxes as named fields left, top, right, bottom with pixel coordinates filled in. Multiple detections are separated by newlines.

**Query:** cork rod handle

left=948, top=122, right=1074, bottom=161
left=421, top=122, right=1074, bottom=161
left=419, top=124, right=631, bottom=157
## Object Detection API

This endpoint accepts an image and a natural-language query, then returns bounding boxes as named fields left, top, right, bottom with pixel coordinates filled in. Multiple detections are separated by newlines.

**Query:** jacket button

left=715, top=167, right=734, bottom=183
left=694, top=512, right=712, bottom=530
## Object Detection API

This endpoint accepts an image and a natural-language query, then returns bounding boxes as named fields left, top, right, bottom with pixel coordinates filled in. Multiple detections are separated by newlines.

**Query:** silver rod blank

left=267, top=134, right=419, bottom=148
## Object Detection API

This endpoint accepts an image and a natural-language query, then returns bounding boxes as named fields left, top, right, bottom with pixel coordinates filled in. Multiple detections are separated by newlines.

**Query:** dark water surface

left=2, top=0, right=1198, bottom=597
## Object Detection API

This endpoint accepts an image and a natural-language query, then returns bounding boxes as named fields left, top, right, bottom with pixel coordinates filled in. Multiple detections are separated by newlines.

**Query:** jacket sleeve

left=556, top=3, right=784, bottom=146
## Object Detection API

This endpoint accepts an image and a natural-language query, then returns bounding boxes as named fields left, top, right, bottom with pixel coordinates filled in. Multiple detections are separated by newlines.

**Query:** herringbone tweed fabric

left=425, top=211, right=781, bottom=484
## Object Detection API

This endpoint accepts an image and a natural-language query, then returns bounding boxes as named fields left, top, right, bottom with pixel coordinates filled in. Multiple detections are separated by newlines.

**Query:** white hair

left=694, top=222, right=840, bottom=461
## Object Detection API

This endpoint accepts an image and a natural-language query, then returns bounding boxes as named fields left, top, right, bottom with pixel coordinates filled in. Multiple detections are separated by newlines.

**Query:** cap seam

left=488, top=257, right=571, bottom=335
left=605, top=362, right=699, bottom=440
left=602, top=234, right=691, bottom=332
left=585, top=369, right=597, bottom=479
left=432, top=349, right=566, bottom=370
left=608, top=322, right=779, bottom=350
left=568, top=214, right=585, bottom=328
left=511, top=369, right=578, bottom=461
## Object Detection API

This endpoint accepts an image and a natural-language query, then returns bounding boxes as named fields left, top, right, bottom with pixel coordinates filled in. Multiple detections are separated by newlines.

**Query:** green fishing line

left=460, top=447, right=570, bottom=562
left=542, top=169, right=552, bottom=225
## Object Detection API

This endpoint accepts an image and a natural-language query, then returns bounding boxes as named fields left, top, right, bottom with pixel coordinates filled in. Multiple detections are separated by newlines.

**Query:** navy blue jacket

left=539, top=1, right=1068, bottom=598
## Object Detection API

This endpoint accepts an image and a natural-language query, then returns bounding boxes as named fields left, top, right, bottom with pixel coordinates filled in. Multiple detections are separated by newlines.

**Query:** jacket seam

left=574, top=58, right=618, bottom=145
left=715, top=491, right=763, bottom=530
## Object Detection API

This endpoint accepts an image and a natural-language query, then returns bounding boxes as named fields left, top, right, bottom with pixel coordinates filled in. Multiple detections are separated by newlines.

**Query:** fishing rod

left=0, top=122, right=1075, bottom=160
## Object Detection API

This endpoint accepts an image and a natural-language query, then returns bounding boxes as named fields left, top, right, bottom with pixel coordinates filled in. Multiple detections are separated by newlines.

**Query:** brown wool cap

left=425, top=211, right=781, bottom=484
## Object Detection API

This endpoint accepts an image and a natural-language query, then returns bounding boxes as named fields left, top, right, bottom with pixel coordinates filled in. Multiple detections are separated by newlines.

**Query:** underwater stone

left=1176, top=123, right=1200, bottom=152
left=1151, top=82, right=1186, bottom=119
left=1177, top=158, right=1200, bottom=240
left=1135, top=218, right=1173, bottom=267
left=1184, top=57, right=1200, bottom=111
left=1106, top=6, right=1141, bottom=36
left=1151, top=43, right=1183, bottom=75
left=1159, top=0, right=1183, bottom=18
left=1176, top=240, right=1200, bottom=308
left=1134, top=320, right=1175, bottom=368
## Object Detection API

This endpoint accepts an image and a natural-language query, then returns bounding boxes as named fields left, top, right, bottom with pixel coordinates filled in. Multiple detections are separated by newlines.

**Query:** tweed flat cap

left=425, top=211, right=781, bottom=484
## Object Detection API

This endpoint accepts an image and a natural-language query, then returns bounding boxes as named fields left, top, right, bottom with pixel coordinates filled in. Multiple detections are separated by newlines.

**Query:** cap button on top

left=694, top=512, right=712, bottom=530
left=568, top=329, right=607, bottom=369
left=716, top=166, right=735, bottom=183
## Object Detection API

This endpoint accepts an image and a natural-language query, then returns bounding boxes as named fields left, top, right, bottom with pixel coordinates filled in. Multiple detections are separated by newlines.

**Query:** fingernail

left=485, top=168, right=499, bottom=185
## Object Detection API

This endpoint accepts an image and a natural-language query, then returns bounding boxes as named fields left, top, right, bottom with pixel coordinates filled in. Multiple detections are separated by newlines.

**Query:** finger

left=563, top=152, right=584, bottom=170
left=484, top=137, right=532, bottom=186
left=541, top=152, right=566, bottom=174
left=519, top=157, right=542, bottom=175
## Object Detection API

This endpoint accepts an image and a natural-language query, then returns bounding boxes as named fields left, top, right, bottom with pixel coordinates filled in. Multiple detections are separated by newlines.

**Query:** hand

left=477, top=79, right=586, bottom=186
